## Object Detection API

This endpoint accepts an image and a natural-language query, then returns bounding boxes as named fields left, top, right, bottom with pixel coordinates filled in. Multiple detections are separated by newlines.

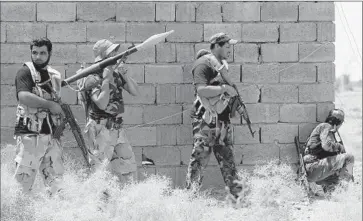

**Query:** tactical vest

left=14, top=62, right=62, bottom=136
left=193, top=54, right=231, bottom=124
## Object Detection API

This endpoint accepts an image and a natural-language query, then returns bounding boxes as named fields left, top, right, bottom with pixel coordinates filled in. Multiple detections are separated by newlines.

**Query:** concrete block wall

left=0, top=1, right=335, bottom=189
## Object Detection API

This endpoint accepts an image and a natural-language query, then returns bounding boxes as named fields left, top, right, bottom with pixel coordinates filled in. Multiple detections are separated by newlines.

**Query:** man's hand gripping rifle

left=217, top=61, right=256, bottom=138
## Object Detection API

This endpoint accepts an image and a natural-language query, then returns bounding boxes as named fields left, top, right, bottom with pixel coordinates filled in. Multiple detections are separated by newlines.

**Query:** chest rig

left=15, top=62, right=62, bottom=136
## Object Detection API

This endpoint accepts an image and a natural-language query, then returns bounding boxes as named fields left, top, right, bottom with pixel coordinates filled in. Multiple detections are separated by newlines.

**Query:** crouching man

left=304, top=109, right=354, bottom=194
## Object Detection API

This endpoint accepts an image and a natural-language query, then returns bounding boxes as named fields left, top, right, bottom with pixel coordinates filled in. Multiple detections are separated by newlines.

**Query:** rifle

left=294, top=136, right=311, bottom=197
left=216, top=60, right=256, bottom=138
left=40, top=81, right=91, bottom=167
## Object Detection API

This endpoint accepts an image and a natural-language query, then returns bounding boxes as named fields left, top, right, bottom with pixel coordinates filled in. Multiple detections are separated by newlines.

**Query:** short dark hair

left=30, top=37, right=52, bottom=52
left=210, top=41, right=227, bottom=50
left=325, top=109, right=344, bottom=126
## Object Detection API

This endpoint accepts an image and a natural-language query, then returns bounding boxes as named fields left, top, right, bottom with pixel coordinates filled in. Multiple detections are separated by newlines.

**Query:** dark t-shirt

left=191, top=56, right=230, bottom=121
left=14, top=65, right=53, bottom=134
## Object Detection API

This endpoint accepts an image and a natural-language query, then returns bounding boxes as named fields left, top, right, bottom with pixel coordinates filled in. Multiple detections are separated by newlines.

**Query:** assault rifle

left=294, top=136, right=311, bottom=196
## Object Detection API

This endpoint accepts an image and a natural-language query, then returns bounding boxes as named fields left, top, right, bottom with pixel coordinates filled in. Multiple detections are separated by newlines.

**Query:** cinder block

left=182, top=64, right=194, bottom=83
left=145, top=65, right=183, bottom=84
left=299, top=43, right=335, bottom=62
left=0, top=44, right=30, bottom=63
left=1, top=85, right=16, bottom=106
left=175, top=166, right=188, bottom=188
left=196, top=2, right=222, bottom=22
left=37, top=2, right=76, bottom=21
left=126, top=126, right=157, bottom=146
left=280, top=104, right=317, bottom=123
left=47, top=23, right=86, bottom=43
left=279, top=143, right=298, bottom=164
left=299, top=83, right=335, bottom=102
left=299, top=2, right=335, bottom=21
left=51, top=44, right=80, bottom=64
left=182, top=104, right=193, bottom=125
left=222, top=2, right=260, bottom=22
left=280, top=23, right=316, bottom=42
left=156, top=43, right=176, bottom=63
left=261, top=43, right=298, bottom=62
left=6, top=23, right=46, bottom=43
left=1, top=106, right=16, bottom=127
left=234, top=44, right=259, bottom=63
left=86, top=23, right=125, bottom=42
left=133, top=146, right=143, bottom=166
left=123, top=84, right=155, bottom=104
left=76, top=44, right=94, bottom=63
left=77, top=2, right=116, bottom=21
left=156, top=125, right=177, bottom=145
left=235, top=144, right=279, bottom=165
left=61, top=87, right=78, bottom=105
left=261, top=123, right=298, bottom=144
left=126, top=23, right=165, bottom=43
left=138, top=167, right=156, bottom=181
left=176, top=125, right=193, bottom=145
left=117, top=3, right=155, bottom=22
left=156, top=2, right=175, bottom=21
left=1, top=127, right=16, bottom=145
left=176, top=84, right=194, bottom=104
left=0, top=2, right=36, bottom=21
left=1, top=22, right=6, bottom=42
left=176, top=2, right=196, bottom=21
left=179, top=145, right=193, bottom=167
left=156, top=84, right=176, bottom=104
left=317, top=22, right=335, bottom=42
left=166, top=24, right=203, bottom=43
left=261, top=85, right=298, bottom=103
left=235, top=84, right=260, bottom=103
left=176, top=44, right=195, bottom=63
left=204, top=24, right=242, bottom=42
left=299, top=123, right=319, bottom=142
left=65, top=63, right=85, bottom=79
left=227, top=65, right=241, bottom=83
left=1, top=64, right=22, bottom=85
left=279, top=63, right=316, bottom=83
left=234, top=125, right=260, bottom=144
left=200, top=166, right=225, bottom=190
left=245, top=104, right=279, bottom=123
left=242, top=23, right=278, bottom=42
left=317, top=63, right=335, bottom=83
left=261, top=2, right=298, bottom=21
left=156, top=167, right=176, bottom=188
left=125, top=65, right=144, bottom=83
left=242, top=64, right=279, bottom=83
left=122, top=106, right=143, bottom=125
left=143, top=146, right=180, bottom=166
left=317, top=102, right=335, bottom=122
left=143, top=105, right=183, bottom=125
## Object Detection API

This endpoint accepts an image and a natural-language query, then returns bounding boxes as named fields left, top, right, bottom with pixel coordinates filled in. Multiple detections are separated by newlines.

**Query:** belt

left=90, top=116, right=123, bottom=130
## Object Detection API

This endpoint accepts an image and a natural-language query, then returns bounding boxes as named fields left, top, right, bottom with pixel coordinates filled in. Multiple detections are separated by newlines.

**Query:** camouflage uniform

left=304, top=122, right=354, bottom=192
left=186, top=33, right=242, bottom=198
left=80, top=39, right=137, bottom=182
left=14, top=62, right=64, bottom=194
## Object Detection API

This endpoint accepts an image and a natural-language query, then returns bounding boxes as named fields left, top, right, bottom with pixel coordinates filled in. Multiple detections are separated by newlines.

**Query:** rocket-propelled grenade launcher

left=61, top=30, right=175, bottom=87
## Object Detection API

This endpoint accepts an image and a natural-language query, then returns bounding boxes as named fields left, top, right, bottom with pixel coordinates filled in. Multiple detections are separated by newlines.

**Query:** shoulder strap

left=24, top=62, right=40, bottom=83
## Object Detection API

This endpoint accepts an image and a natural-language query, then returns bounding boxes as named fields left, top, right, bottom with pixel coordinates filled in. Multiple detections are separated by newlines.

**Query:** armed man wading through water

left=13, top=37, right=65, bottom=195
left=76, top=39, right=140, bottom=184
left=186, top=33, right=255, bottom=200
left=303, top=109, right=355, bottom=194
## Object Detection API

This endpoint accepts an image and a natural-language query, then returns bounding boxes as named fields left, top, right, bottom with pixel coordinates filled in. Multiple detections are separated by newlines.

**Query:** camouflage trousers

left=186, top=117, right=241, bottom=198
left=85, top=119, right=137, bottom=183
left=305, top=153, right=355, bottom=191
left=14, top=134, right=64, bottom=194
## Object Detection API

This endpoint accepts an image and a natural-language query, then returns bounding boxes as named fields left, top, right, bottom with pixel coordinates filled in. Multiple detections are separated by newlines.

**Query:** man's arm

left=320, top=124, right=344, bottom=152
left=118, top=67, right=139, bottom=96
left=193, top=64, right=225, bottom=98
left=87, top=68, right=113, bottom=110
